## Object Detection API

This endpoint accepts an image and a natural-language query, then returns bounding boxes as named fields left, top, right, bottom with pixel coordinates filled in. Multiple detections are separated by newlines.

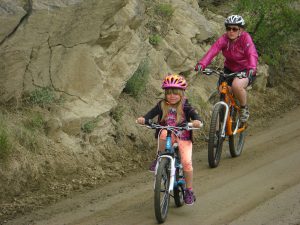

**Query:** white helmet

left=224, top=15, right=245, bottom=27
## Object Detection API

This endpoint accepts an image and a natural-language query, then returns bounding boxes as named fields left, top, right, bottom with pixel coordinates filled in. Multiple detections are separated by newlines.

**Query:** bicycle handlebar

left=143, top=119, right=202, bottom=130
left=202, top=68, right=247, bottom=79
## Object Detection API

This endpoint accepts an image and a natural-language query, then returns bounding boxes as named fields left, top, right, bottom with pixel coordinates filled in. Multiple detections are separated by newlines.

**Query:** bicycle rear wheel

left=229, top=107, right=246, bottom=157
left=208, top=103, right=225, bottom=168
left=154, top=158, right=170, bottom=223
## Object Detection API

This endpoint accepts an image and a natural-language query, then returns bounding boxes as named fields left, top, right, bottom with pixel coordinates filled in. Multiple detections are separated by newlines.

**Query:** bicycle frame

left=205, top=68, right=248, bottom=168
left=215, top=79, right=247, bottom=138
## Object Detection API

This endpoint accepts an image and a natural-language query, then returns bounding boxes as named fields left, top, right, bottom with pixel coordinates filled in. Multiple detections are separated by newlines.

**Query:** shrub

left=28, top=86, right=56, bottom=107
left=23, top=112, right=44, bottom=131
left=16, top=127, right=39, bottom=152
left=155, top=3, right=174, bottom=18
left=123, top=59, right=150, bottom=99
left=81, top=117, right=100, bottom=133
left=235, top=0, right=300, bottom=69
left=111, top=106, right=124, bottom=122
left=149, top=34, right=162, bottom=46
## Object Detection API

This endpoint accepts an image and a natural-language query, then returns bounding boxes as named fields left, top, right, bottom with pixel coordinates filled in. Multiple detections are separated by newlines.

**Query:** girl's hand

left=136, top=117, right=145, bottom=125
left=192, top=120, right=203, bottom=128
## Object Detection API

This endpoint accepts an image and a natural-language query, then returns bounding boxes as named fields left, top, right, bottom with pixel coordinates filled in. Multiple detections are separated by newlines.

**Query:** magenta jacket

left=198, top=32, right=258, bottom=74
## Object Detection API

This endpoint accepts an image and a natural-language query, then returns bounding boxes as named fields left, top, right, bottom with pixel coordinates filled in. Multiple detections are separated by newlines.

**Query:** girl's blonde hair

left=160, top=89, right=185, bottom=124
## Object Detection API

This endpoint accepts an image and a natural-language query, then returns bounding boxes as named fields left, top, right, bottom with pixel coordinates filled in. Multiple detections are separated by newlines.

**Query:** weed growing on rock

left=28, top=87, right=56, bottom=108
left=149, top=34, right=162, bottom=46
left=82, top=117, right=100, bottom=133
left=124, top=59, right=150, bottom=99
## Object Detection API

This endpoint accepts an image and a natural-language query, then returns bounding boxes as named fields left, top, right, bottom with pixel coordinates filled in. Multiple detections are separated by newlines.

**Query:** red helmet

left=162, top=74, right=187, bottom=90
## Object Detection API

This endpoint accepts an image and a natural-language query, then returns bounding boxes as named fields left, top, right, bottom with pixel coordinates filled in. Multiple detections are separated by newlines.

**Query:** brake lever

left=237, top=72, right=247, bottom=79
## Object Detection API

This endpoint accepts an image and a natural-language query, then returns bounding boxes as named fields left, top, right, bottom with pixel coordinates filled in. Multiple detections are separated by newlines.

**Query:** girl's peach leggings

left=159, top=130, right=193, bottom=171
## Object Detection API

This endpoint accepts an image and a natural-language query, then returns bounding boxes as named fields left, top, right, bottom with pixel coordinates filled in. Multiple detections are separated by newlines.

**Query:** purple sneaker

left=184, top=189, right=196, bottom=205
left=149, top=159, right=157, bottom=172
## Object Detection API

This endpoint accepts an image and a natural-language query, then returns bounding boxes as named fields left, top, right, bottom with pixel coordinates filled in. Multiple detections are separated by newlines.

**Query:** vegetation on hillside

left=234, top=0, right=300, bottom=84
left=145, top=0, right=174, bottom=46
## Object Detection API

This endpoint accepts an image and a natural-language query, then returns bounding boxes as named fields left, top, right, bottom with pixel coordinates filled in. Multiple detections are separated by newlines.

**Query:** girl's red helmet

left=162, top=74, right=187, bottom=90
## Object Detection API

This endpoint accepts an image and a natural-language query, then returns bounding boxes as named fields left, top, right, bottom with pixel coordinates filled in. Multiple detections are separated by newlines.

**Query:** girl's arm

left=137, top=102, right=161, bottom=125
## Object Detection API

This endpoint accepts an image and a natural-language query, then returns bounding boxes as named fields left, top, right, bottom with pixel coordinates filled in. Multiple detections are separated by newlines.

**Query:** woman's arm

left=196, top=34, right=227, bottom=69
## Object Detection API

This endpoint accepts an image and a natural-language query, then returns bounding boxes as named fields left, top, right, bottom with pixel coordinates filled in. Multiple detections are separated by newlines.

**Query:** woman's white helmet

left=224, top=15, right=245, bottom=27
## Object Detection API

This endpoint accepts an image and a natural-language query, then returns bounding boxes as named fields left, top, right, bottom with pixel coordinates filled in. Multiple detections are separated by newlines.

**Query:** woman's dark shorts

left=218, top=67, right=256, bottom=87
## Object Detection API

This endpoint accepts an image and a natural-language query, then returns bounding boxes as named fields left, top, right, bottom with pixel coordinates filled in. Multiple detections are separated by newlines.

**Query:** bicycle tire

left=229, top=107, right=246, bottom=157
left=174, top=167, right=185, bottom=207
left=208, top=103, right=225, bottom=168
left=154, top=158, right=170, bottom=223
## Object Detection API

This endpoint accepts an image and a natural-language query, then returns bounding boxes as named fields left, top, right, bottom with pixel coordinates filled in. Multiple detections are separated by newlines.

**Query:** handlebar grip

left=144, top=119, right=153, bottom=126
left=188, top=122, right=204, bottom=128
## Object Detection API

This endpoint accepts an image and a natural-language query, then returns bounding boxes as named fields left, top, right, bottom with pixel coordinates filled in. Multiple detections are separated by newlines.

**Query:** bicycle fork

left=214, top=101, right=229, bottom=138
left=214, top=101, right=241, bottom=137
left=154, top=155, right=176, bottom=193
left=154, top=131, right=176, bottom=193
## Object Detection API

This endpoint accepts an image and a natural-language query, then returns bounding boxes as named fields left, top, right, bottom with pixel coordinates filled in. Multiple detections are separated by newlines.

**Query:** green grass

left=155, top=3, right=174, bottom=18
left=16, top=127, right=40, bottom=152
left=27, top=86, right=56, bottom=107
left=82, top=117, right=100, bottom=133
left=23, top=112, right=45, bottom=132
left=111, top=106, right=124, bottom=122
left=0, top=113, right=12, bottom=160
left=0, top=127, right=11, bottom=160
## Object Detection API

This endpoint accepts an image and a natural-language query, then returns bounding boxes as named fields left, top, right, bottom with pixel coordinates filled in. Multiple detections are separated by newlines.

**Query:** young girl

left=136, top=74, right=203, bottom=205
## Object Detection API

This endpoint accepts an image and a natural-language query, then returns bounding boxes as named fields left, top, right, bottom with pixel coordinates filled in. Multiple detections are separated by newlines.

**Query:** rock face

left=0, top=0, right=223, bottom=139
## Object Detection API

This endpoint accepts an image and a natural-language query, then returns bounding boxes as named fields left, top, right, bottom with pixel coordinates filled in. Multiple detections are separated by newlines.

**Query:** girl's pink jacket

left=198, top=32, right=258, bottom=74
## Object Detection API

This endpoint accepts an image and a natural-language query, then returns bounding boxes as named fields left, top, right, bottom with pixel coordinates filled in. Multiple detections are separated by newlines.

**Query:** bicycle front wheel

left=173, top=167, right=185, bottom=207
left=229, top=107, right=246, bottom=157
left=154, top=158, right=171, bottom=223
left=208, top=103, right=225, bottom=168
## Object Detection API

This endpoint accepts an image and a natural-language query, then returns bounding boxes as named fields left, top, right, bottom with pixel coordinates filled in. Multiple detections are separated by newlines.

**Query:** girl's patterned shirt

left=166, top=108, right=191, bottom=140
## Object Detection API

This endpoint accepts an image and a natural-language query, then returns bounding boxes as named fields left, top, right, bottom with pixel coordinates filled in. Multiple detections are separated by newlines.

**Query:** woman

left=195, top=15, right=258, bottom=122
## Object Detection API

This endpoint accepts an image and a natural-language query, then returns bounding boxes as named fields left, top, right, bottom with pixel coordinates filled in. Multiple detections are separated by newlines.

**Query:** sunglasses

left=226, top=27, right=240, bottom=32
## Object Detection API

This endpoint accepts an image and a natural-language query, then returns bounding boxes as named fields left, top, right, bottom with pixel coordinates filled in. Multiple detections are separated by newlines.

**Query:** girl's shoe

left=149, top=159, right=157, bottom=172
left=184, top=189, right=196, bottom=205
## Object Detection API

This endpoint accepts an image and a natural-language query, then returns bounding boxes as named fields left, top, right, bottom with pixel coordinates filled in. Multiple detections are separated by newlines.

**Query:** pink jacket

left=198, top=32, right=258, bottom=74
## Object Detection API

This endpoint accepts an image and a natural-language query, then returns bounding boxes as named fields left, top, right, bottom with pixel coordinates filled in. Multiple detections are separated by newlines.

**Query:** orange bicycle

left=203, top=68, right=248, bottom=168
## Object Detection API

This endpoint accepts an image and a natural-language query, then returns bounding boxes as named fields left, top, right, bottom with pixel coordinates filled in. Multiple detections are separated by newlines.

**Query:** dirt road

left=5, top=106, right=300, bottom=225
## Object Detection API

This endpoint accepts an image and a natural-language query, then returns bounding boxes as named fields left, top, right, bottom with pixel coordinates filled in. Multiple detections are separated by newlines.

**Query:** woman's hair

left=160, top=88, right=185, bottom=124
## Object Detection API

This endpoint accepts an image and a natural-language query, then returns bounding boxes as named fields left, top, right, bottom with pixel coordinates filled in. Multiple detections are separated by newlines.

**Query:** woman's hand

left=192, top=120, right=203, bottom=128
left=136, top=117, right=145, bottom=125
